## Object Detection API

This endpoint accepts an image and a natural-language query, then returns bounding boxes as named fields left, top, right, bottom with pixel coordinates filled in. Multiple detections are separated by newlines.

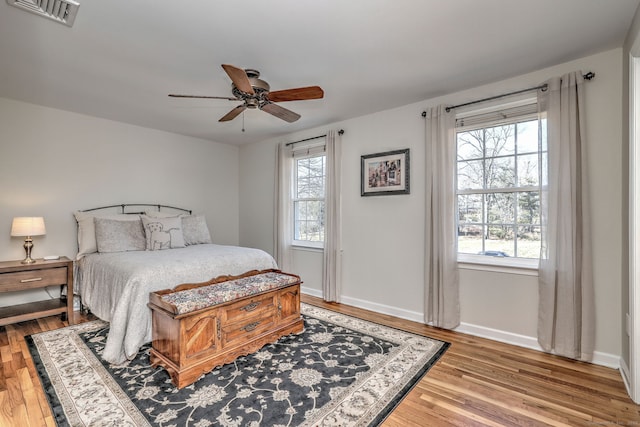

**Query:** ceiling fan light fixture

left=170, top=64, right=324, bottom=124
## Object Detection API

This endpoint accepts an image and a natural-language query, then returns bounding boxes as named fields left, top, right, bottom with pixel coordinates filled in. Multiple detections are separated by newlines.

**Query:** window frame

left=455, top=105, right=543, bottom=270
left=292, top=150, right=326, bottom=250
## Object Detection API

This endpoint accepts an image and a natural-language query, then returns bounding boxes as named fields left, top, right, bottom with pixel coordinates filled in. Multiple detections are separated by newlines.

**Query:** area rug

left=27, top=303, right=449, bottom=427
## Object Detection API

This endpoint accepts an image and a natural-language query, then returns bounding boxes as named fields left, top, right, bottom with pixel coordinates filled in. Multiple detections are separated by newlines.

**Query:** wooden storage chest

left=148, top=269, right=303, bottom=388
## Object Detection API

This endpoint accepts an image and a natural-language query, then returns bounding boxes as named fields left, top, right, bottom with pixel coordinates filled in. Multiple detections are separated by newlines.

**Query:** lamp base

left=22, top=237, right=36, bottom=264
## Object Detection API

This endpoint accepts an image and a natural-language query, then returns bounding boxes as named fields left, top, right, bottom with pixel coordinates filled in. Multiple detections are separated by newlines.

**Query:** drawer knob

left=240, top=301, right=260, bottom=312
left=242, top=321, right=260, bottom=332
left=20, top=277, right=43, bottom=283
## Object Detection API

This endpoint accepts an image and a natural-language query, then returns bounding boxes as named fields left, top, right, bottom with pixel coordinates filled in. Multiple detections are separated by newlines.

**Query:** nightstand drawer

left=0, top=267, right=67, bottom=292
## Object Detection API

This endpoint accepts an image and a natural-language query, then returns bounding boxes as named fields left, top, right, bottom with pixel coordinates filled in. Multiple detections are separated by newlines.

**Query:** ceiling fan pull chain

left=242, top=111, right=245, bottom=132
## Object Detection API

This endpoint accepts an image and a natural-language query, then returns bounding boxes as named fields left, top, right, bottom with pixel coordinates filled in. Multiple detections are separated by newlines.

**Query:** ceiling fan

left=169, top=64, right=324, bottom=123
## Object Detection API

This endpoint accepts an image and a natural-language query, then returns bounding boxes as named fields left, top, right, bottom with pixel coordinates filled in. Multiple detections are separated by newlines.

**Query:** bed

left=74, top=204, right=278, bottom=364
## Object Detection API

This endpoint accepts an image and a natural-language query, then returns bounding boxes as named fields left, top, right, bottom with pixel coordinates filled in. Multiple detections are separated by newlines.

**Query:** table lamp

left=11, top=217, right=46, bottom=264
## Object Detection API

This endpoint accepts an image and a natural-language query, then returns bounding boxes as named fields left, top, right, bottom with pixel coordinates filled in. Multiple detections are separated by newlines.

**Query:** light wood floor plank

left=18, top=367, right=44, bottom=427
left=0, top=390, right=12, bottom=426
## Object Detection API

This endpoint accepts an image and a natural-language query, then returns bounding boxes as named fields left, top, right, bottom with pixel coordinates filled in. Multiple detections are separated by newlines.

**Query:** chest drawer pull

left=20, top=277, right=43, bottom=283
left=240, top=301, right=261, bottom=312
left=242, top=321, right=261, bottom=332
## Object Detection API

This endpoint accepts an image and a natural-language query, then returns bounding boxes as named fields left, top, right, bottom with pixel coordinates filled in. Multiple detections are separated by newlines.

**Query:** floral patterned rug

left=27, top=303, right=449, bottom=427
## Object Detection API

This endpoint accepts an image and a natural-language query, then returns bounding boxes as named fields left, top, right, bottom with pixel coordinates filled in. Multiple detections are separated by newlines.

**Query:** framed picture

left=361, top=148, right=410, bottom=196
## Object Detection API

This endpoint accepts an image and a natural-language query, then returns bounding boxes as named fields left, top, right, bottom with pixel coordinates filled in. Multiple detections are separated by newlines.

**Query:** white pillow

left=74, top=211, right=141, bottom=259
left=94, top=217, right=146, bottom=253
left=181, top=214, right=212, bottom=245
left=141, top=215, right=186, bottom=250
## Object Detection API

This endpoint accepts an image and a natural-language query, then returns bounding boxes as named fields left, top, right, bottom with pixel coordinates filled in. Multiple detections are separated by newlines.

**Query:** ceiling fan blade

left=219, top=105, right=247, bottom=122
left=169, top=94, right=238, bottom=100
left=261, top=103, right=301, bottom=123
left=267, top=86, right=324, bottom=102
left=221, top=64, right=255, bottom=95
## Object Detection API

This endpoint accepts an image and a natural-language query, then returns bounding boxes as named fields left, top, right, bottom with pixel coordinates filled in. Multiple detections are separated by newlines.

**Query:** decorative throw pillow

left=141, top=216, right=186, bottom=250
left=181, top=214, right=212, bottom=245
left=74, top=211, right=141, bottom=258
left=94, top=217, right=146, bottom=253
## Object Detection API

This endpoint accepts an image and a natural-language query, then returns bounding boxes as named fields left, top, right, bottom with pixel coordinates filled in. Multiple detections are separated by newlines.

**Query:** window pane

left=485, top=124, right=515, bottom=157
left=295, top=200, right=307, bottom=220
left=516, top=225, right=541, bottom=258
left=297, top=158, right=310, bottom=178
left=456, top=114, right=542, bottom=261
left=294, top=200, right=324, bottom=241
left=296, top=157, right=325, bottom=196
left=517, top=120, right=538, bottom=154
left=485, top=226, right=514, bottom=256
left=458, top=160, right=484, bottom=190
left=308, top=156, right=325, bottom=177
left=299, top=220, right=323, bottom=241
left=458, top=228, right=483, bottom=255
left=517, top=154, right=539, bottom=187
left=457, top=130, right=484, bottom=161
left=517, top=191, right=540, bottom=225
left=297, top=176, right=324, bottom=198
left=486, top=193, right=515, bottom=224
left=458, top=194, right=482, bottom=224
left=486, top=156, right=515, bottom=188
left=294, top=153, right=326, bottom=244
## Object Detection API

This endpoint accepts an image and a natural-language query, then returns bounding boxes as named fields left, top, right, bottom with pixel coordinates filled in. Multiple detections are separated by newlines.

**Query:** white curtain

left=537, top=72, right=595, bottom=361
left=424, top=105, right=460, bottom=328
left=274, top=142, right=293, bottom=272
left=323, top=130, right=342, bottom=302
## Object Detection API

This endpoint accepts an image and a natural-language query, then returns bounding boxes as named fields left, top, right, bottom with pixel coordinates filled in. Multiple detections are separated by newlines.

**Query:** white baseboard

left=301, top=288, right=424, bottom=322
left=455, top=322, right=620, bottom=369
left=301, top=286, right=323, bottom=299
left=301, top=288, right=621, bottom=370
left=337, top=294, right=424, bottom=323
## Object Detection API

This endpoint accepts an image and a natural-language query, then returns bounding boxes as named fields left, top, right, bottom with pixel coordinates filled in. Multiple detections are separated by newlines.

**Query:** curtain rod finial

left=584, top=71, right=595, bottom=80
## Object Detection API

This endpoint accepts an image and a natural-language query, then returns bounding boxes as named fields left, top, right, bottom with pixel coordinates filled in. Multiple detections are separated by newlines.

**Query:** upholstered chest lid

left=151, top=270, right=300, bottom=315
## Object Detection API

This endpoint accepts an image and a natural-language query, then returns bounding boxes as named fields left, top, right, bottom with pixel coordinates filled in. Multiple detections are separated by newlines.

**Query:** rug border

left=26, top=334, right=70, bottom=427
left=370, top=339, right=450, bottom=426
left=302, top=302, right=451, bottom=426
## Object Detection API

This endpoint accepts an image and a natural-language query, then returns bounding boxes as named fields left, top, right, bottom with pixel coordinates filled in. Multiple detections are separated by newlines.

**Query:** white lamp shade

left=11, top=217, right=46, bottom=237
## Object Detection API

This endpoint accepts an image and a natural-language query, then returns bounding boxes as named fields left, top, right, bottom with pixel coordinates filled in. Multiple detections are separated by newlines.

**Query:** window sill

left=457, top=254, right=539, bottom=276
left=291, top=244, right=324, bottom=253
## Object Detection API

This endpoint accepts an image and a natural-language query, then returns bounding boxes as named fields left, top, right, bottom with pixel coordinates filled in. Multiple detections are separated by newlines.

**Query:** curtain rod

left=421, top=71, right=595, bottom=117
left=285, top=129, right=344, bottom=147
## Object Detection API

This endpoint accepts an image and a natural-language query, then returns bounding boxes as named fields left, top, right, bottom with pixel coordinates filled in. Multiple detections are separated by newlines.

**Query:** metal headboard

left=81, top=203, right=192, bottom=215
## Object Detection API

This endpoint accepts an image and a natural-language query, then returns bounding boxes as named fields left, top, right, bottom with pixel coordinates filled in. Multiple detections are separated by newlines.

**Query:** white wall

left=622, top=4, right=640, bottom=387
left=0, top=97, right=240, bottom=306
left=239, top=48, right=624, bottom=363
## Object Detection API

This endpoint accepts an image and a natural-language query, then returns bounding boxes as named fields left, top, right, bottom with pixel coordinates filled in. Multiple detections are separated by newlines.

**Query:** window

left=456, top=104, right=545, bottom=264
left=293, top=152, right=326, bottom=248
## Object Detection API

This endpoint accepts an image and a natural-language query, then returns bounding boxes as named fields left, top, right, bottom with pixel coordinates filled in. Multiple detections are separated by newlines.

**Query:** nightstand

left=0, top=257, right=73, bottom=326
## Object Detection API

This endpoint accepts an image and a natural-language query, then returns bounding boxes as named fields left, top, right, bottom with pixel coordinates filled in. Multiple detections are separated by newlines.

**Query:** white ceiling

left=0, top=0, right=638, bottom=145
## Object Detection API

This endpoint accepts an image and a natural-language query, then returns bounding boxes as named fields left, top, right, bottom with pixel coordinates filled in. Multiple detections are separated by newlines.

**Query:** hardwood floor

left=0, top=297, right=639, bottom=426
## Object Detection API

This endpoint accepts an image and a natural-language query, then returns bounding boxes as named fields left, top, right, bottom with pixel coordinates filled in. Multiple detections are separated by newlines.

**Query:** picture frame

left=361, top=148, right=410, bottom=196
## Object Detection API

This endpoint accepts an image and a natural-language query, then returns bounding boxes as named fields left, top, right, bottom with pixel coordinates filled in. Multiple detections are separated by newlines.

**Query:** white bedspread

left=76, top=244, right=278, bottom=364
